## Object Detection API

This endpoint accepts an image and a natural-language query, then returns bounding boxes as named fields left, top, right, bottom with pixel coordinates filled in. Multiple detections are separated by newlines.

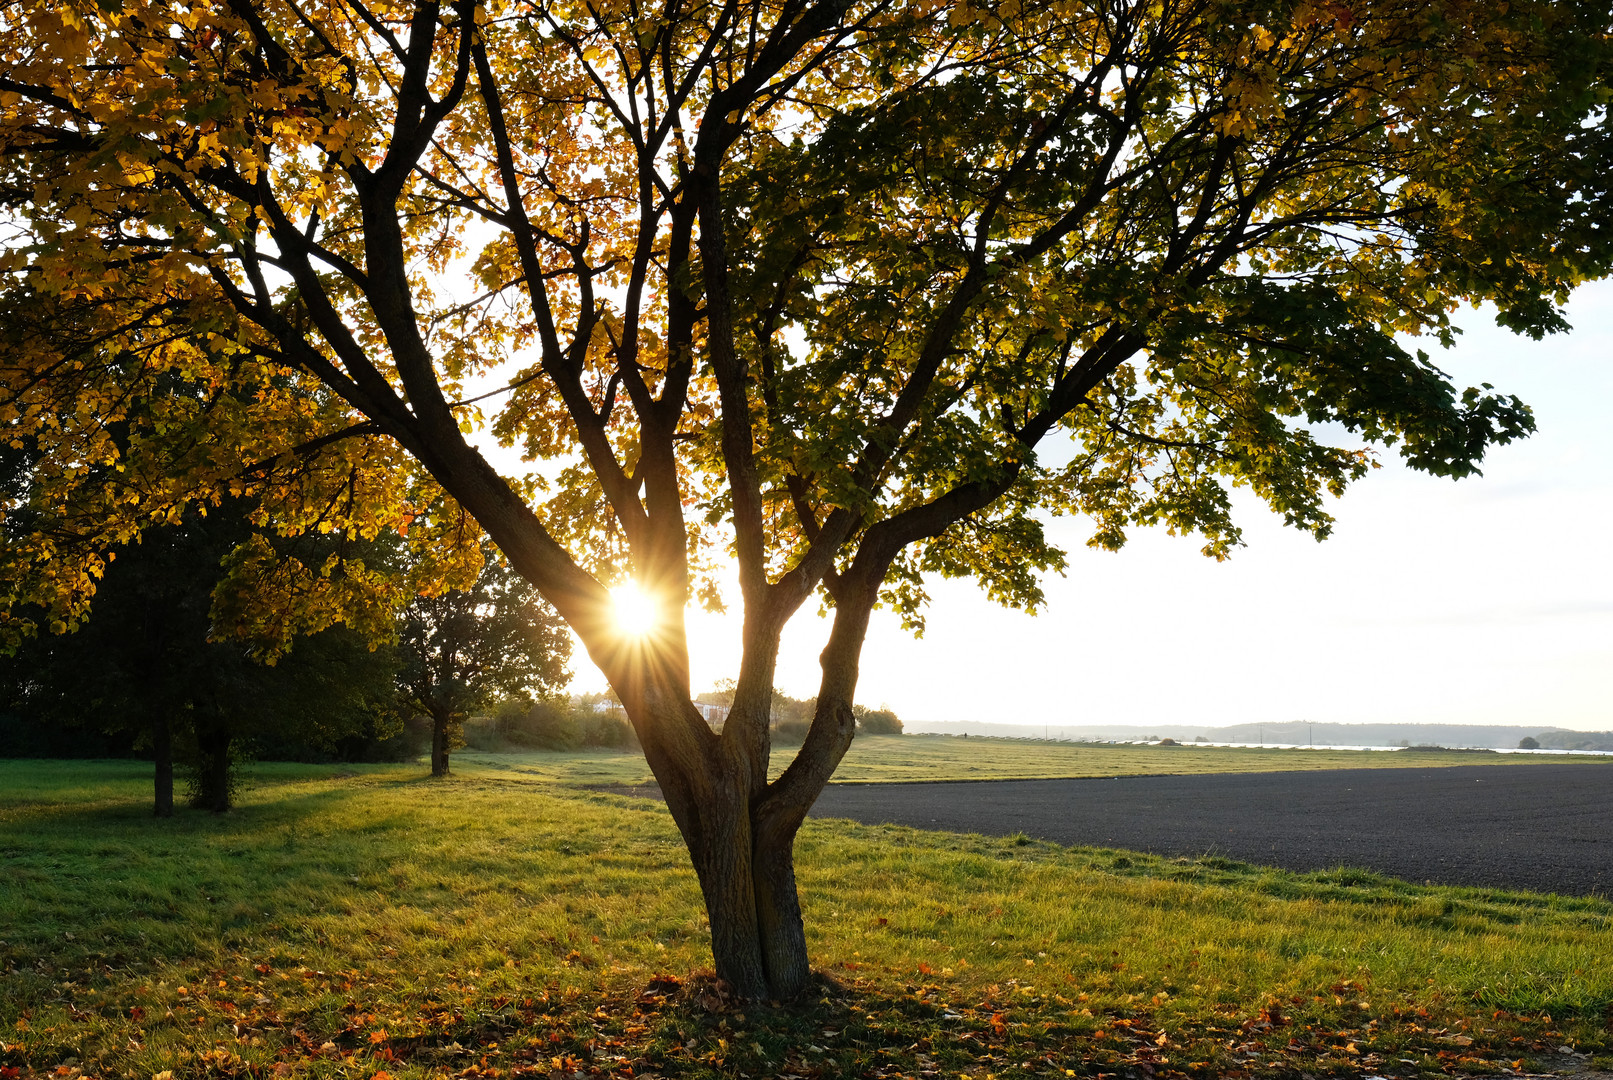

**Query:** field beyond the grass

left=1, top=759, right=1610, bottom=1080
left=459, top=734, right=1609, bottom=788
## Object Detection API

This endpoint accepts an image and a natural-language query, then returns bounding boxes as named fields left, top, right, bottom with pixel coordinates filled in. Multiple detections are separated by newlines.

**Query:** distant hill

left=904, top=719, right=1613, bottom=752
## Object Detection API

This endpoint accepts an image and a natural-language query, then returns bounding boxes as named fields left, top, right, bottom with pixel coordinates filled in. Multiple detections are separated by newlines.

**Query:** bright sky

left=562, top=282, right=1613, bottom=733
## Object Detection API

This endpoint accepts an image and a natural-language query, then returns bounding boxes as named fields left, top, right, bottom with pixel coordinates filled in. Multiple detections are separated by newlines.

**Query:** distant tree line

left=1519, top=731, right=1613, bottom=752
left=0, top=506, right=570, bottom=813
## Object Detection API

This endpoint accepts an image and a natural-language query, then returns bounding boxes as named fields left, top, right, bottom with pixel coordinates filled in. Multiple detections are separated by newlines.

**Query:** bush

left=773, top=718, right=811, bottom=744
left=855, top=705, right=903, bottom=735
left=0, top=712, right=138, bottom=758
left=484, top=699, right=639, bottom=752
left=495, top=699, right=582, bottom=751
left=582, top=711, right=637, bottom=749
left=1518, top=736, right=1540, bottom=750
left=459, top=715, right=499, bottom=751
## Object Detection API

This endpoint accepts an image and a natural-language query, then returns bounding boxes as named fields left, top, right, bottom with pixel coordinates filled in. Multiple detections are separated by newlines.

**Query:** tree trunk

left=751, top=815, right=810, bottom=999
left=193, top=726, right=233, bottom=812
left=673, top=776, right=811, bottom=1001
left=152, top=712, right=173, bottom=818
left=431, top=711, right=451, bottom=776
left=649, top=709, right=813, bottom=1001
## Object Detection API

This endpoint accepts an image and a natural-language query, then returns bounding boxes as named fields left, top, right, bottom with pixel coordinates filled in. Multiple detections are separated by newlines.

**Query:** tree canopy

left=2, top=0, right=1609, bottom=997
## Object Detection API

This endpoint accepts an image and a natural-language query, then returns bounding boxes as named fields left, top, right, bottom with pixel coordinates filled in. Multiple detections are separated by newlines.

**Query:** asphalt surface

left=807, top=763, right=1613, bottom=896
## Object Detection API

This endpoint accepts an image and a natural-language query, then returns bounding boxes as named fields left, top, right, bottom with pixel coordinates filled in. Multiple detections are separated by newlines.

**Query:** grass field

left=458, top=734, right=1611, bottom=788
left=2, top=759, right=1609, bottom=1080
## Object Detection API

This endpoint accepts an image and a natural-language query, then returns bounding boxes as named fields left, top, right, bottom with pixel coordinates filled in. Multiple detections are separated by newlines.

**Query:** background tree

left=0, top=511, right=403, bottom=812
left=2, top=0, right=1610, bottom=997
left=397, top=542, right=571, bottom=776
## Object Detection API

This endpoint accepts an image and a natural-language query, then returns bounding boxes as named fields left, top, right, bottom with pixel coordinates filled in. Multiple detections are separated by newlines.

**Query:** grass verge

left=1, top=759, right=1609, bottom=1080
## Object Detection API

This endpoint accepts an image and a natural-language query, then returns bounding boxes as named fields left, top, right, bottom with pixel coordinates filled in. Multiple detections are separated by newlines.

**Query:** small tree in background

left=398, top=546, right=571, bottom=776
left=1518, top=737, right=1541, bottom=750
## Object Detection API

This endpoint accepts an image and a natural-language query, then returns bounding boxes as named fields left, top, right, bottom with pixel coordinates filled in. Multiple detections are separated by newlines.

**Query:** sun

left=610, top=581, right=659, bottom=638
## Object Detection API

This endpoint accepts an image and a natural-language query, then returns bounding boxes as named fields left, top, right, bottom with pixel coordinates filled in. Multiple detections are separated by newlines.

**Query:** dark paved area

left=808, top=763, right=1613, bottom=896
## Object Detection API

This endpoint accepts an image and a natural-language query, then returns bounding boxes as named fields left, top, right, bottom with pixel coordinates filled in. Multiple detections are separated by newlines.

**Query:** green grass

left=2, top=759, right=1609, bottom=1080
left=457, top=734, right=1613, bottom=788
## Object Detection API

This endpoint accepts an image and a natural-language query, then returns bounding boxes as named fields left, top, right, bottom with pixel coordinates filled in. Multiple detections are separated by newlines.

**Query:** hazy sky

left=564, top=282, right=1613, bottom=733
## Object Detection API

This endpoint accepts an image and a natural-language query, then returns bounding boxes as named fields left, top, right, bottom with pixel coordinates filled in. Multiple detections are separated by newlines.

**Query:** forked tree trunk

left=152, top=712, right=174, bottom=818
left=640, top=688, right=848, bottom=1001
left=665, top=765, right=812, bottom=1001
left=433, top=457, right=873, bottom=1002
left=430, top=711, right=452, bottom=776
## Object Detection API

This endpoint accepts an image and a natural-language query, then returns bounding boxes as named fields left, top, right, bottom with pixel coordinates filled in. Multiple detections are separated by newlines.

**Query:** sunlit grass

left=1, top=760, right=1608, bottom=1080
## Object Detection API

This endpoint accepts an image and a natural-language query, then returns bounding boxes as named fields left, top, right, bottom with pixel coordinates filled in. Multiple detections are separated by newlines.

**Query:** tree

left=0, top=511, right=403, bottom=812
left=397, top=543, right=571, bottom=775
left=2, top=0, right=1609, bottom=997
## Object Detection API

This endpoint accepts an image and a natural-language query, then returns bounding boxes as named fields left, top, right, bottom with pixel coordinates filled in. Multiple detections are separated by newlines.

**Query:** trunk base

left=683, top=785, right=812, bottom=1001
left=153, top=713, right=173, bottom=818
left=431, top=714, right=451, bottom=776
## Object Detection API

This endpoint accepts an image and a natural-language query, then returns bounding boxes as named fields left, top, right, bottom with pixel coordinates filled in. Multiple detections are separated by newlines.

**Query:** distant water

left=1116, top=740, right=1613, bottom=756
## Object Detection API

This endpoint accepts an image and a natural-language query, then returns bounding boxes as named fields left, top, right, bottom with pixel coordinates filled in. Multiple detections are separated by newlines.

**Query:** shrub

left=459, top=715, right=497, bottom=750
left=495, top=699, right=582, bottom=751
left=1518, top=736, right=1540, bottom=750
left=855, top=706, right=903, bottom=735
left=773, top=718, right=811, bottom=744
left=582, top=711, right=637, bottom=749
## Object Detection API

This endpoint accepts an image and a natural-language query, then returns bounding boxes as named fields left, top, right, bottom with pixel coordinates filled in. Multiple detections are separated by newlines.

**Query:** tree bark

left=193, top=726, right=233, bottom=813
left=683, top=774, right=770, bottom=1000
left=152, top=711, right=173, bottom=818
left=667, top=767, right=813, bottom=1001
left=430, top=710, right=451, bottom=776
left=638, top=690, right=816, bottom=1001
left=751, top=813, right=810, bottom=999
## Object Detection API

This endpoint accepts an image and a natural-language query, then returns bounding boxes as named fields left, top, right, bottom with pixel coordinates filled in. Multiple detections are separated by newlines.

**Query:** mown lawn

left=458, top=735, right=1609, bottom=787
left=1, top=759, right=1609, bottom=1080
